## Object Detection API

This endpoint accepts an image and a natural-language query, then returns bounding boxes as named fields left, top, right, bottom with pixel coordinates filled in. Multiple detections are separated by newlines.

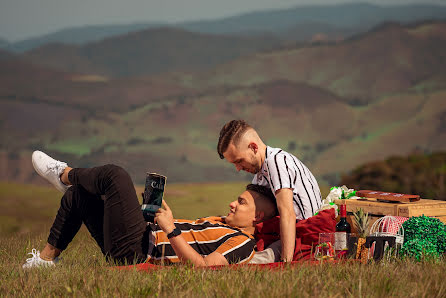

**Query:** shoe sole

left=32, top=152, right=48, bottom=181
left=32, top=151, right=66, bottom=192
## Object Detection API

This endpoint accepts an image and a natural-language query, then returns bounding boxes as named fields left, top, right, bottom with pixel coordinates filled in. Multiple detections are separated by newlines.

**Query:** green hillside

left=22, top=27, right=280, bottom=77
left=171, top=22, right=446, bottom=105
left=1, top=21, right=446, bottom=185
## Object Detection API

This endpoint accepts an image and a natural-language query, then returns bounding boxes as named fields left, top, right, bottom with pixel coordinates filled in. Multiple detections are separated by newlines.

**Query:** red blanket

left=115, top=259, right=354, bottom=272
left=254, top=209, right=337, bottom=261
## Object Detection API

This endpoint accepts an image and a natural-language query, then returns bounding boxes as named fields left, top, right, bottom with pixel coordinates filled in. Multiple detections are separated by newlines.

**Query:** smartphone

left=141, top=172, right=166, bottom=222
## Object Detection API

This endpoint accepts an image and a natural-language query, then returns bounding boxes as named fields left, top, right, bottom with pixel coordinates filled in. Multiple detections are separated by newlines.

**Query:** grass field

left=2, top=182, right=446, bottom=297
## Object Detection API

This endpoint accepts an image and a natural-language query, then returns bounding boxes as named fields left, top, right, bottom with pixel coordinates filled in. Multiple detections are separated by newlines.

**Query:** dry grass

left=2, top=181, right=445, bottom=297
left=2, top=230, right=446, bottom=297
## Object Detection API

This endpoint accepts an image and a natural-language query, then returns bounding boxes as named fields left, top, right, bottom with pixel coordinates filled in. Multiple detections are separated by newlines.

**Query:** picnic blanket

left=115, top=259, right=357, bottom=272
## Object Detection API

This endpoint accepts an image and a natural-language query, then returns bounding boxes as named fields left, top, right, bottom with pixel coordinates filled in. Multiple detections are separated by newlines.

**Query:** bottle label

left=334, top=232, right=347, bottom=251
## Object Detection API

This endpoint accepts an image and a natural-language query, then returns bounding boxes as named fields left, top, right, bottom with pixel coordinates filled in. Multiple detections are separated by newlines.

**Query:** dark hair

left=217, top=120, right=252, bottom=159
left=246, top=184, right=278, bottom=216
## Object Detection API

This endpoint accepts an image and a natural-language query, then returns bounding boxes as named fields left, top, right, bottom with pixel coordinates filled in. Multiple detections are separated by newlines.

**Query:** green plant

left=401, top=215, right=446, bottom=260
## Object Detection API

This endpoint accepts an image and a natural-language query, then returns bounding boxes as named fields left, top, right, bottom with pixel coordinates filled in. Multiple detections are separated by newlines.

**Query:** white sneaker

left=32, top=150, right=70, bottom=193
left=22, top=249, right=59, bottom=269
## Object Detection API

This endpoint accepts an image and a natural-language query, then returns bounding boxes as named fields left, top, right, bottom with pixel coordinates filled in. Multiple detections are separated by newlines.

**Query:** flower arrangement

left=316, top=185, right=358, bottom=216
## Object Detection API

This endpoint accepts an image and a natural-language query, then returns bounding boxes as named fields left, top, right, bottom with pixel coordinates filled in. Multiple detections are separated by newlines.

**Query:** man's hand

left=155, top=201, right=229, bottom=266
left=155, top=201, right=176, bottom=234
left=275, top=188, right=296, bottom=262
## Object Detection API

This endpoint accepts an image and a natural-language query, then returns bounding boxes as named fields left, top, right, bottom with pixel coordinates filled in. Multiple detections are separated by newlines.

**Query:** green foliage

left=341, top=151, right=446, bottom=200
left=401, top=215, right=446, bottom=260
left=400, top=239, right=439, bottom=261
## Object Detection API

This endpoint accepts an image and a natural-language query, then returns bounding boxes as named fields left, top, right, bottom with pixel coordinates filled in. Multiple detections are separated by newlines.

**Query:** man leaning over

left=217, top=120, right=323, bottom=262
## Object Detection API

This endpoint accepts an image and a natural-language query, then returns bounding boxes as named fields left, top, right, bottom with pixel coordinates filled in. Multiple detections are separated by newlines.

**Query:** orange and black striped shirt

left=147, top=216, right=256, bottom=264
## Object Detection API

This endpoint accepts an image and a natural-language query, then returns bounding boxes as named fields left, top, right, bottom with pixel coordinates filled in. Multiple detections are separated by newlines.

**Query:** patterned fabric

left=148, top=216, right=256, bottom=264
left=377, top=216, right=408, bottom=234
left=252, top=146, right=322, bottom=220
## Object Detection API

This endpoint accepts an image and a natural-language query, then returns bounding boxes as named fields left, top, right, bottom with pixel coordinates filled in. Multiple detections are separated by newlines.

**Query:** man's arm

left=275, top=188, right=296, bottom=262
left=155, top=201, right=229, bottom=266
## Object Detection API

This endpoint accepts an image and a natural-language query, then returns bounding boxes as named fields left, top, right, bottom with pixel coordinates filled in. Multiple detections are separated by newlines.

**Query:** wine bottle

left=335, top=204, right=351, bottom=253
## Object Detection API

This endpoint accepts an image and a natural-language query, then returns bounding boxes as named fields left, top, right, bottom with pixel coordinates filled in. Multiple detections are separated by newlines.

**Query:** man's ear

left=254, top=211, right=265, bottom=223
left=248, top=142, right=258, bottom=154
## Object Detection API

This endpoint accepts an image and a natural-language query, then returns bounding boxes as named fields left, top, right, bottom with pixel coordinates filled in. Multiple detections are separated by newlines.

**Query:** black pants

left=47, top=164, right=149, bottom=264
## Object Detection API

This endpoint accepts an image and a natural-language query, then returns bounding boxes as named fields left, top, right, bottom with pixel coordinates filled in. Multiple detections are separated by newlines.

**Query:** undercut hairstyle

left=217, top=120, right=252, bottom=159
left=246, top=184, right=278, bottom=218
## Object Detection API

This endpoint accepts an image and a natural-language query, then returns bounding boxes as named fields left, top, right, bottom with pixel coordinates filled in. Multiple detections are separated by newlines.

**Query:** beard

left=249, top=155, right=261, bottom=174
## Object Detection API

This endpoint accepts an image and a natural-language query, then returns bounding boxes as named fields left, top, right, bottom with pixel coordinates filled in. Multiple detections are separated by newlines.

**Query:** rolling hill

left=0, top=49, right=14, bottom=60
left=170, top=21, right=446, bottom=105
left=5, top=23, right=162, bottom=53
left=22, top=27, right=280, bottom=77
left=178, top=3, right=446, bottom=36
left=6, top=3, right=446, bottom=52
left=1, top=21, right=446, bottom=186
left=0, top=38, right=8, bottom=49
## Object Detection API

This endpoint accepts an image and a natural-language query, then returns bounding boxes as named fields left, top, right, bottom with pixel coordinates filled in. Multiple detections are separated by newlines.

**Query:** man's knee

left=102, top=164, right=131, bottom=181
left=60, top=187, right=75, bottom=209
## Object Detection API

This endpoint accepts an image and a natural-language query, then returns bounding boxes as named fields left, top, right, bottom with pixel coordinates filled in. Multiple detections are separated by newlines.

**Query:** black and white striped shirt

left=252, top=146, right=322, bottom=220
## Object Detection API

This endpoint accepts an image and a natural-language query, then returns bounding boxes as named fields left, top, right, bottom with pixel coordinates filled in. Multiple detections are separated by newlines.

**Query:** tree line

left=340, top=151, right=446, bottom=200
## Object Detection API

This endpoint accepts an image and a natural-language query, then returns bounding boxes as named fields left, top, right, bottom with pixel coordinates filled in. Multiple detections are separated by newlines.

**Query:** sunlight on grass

left=2, top=182, right=445, bottom=296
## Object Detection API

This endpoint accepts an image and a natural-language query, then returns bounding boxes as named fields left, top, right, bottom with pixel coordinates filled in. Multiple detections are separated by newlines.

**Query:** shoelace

left=46, top=161, right=67, bottom=176
left=25, top=248, right=40, bottom=265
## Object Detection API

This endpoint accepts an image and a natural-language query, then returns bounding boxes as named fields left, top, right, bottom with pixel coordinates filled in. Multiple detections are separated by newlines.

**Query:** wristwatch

left=167, top=227, right=181, bottom=239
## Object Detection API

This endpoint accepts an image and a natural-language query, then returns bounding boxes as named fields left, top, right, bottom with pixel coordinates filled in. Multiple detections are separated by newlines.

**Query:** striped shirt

left=252, top=146, right=322, bottom=220
left=147, top=216, right=256, bottom=264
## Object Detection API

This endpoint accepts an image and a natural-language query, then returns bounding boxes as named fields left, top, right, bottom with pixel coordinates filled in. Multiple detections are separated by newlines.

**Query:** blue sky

left=0, top=0, right=444, bottom=41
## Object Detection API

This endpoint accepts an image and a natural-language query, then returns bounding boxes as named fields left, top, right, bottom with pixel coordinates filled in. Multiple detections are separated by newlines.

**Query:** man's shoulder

left=195, top=216, right=225, bottom=224
left=196, top=217, right=255, bottom=239
left=265, top=146, right=300, bottom=164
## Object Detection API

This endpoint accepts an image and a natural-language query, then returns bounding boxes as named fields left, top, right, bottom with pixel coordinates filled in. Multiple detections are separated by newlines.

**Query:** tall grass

left=2, top=230, right=446, bottom=297
left=2, top=182, right=445, bottom=297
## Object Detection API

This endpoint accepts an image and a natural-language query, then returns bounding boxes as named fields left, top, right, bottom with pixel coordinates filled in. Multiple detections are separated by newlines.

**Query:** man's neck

left=240, top=226, right=255, bottom=235
left=259, top=143, right=267, bottom=167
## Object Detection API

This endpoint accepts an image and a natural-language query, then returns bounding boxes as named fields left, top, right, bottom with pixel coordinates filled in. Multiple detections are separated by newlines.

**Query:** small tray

left=356, top=190, right=420, bottom=203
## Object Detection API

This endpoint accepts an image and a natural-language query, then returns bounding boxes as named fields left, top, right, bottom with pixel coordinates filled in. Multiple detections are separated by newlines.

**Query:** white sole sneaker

left=32, top=150, right=70, bottom=193
left=22, top=248, right=59, bottom=269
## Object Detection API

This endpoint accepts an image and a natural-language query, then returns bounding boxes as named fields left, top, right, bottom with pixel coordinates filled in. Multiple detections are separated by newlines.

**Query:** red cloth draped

left=254, top=208, right=337, bottom=260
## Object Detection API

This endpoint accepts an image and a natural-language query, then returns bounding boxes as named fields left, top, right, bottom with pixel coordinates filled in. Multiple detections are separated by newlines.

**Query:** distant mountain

left=22, top=27, right=280, bottom=77
left=276, top=21, right=365, bottom=43
left=0, top=49, right=14, bottom=60
left=7, top=23, right=162, bottom=53
left=0, top=38, right=9, bottom=49
left=179, top=3, right=446, bottom=35
left=176, top=21, right=446, bottom=105
left=2, top=21, right=446, bottom=185
left=6, top=3, right=446, bottom=52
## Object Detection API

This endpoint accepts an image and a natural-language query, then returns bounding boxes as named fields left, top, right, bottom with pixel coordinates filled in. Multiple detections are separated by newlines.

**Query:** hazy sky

left=0, top=0, right=445, bottom=41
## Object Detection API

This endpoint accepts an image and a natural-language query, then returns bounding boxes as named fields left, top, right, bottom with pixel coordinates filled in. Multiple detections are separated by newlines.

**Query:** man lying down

left=23, top=151, right=279, bottom=269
